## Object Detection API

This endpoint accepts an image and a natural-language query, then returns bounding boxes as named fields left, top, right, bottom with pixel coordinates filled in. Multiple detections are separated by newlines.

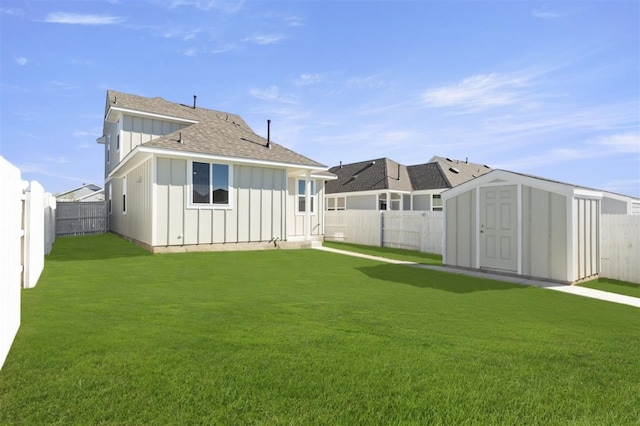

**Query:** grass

left=323, top=241, right=442, bottom=265
left=578, top=278, right=640, bottom=298
left=1, top=234, right=639, bottom=425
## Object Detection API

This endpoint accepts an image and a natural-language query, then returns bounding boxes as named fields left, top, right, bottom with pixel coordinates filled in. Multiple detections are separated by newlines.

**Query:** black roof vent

left=449, top=167, right=459, bottom=174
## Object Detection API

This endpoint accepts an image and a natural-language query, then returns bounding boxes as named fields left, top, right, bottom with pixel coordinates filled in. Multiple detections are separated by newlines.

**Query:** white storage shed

left=442, top=170, right=602, bottom=284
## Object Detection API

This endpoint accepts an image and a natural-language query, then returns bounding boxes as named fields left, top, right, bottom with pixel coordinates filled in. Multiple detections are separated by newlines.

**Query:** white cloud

left=44, top=12, right=124, bottom=25
left=16, top=57, right=28, bottom=66
left=284, top=16, right=303, bottom=27
left=596, top=132, right=640, bottom=154
left=245, top=34, right=285, bottom=45
left=422, top=73, right=530, bottom=110
left=294, top=73, right=325, bottom=87
left=532, top=9, right=561, bottom=19
left=183, top=47, right=198, bottom=56
left=162, top=26, right=202, bottom=40
left=347, top=75, right=388, bottom=89
left=166, top=0, right=244, bottom=13
left=249, top=86, right=296, bottom=104
left=0, top=8, right=23, bottom=16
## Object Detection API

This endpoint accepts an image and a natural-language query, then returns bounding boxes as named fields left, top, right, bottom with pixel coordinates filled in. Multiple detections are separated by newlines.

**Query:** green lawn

left=323, top=241, right=442, bottom=265
left=1, top=234, right=639, bottom=425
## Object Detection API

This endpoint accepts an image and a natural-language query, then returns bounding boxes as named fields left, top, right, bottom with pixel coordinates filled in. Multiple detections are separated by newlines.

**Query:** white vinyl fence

left=0, top=157, right=23, bottom=370
left=0, top=156, right=56, bottom=370
left=325, top=210, right=443, bottom=254
left=600, top=214, right=640, bottom=284
left=325, top=210, right=639, bottom=284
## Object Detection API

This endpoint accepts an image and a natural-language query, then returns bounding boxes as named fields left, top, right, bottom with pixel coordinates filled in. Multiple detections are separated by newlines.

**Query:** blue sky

left=1, top=0, right=638, bottom=197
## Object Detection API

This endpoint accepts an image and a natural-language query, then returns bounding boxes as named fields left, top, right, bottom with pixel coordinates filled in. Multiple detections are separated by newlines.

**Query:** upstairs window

left=122, top=176, right=127, bottom=214
left=297, top=179, right=315, bottom=214
left=192, top=162, right=231, bottom=207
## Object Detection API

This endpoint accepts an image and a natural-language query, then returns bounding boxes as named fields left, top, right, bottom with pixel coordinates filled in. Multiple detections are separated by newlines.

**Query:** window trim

left=296, top=178, right=316, bottom=215
left=188, top=160, right=233, bottom=210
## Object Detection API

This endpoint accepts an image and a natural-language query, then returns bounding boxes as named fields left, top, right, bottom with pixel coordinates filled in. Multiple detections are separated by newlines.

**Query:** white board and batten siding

left=600, top=214, right=640, bottom=284
left=154, top=158, right=287, bottom=246
left=0, top=157, right=22, bottom=370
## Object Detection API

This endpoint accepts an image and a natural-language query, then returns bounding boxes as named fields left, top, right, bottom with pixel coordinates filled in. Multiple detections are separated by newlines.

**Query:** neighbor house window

left=379, top=193, right=387, bottom=210
left=327, top=196, right=346, bottom=211
left=106, top=134, right=111, bottom=164
left=116, top=133, right=120, bottom=152
left=192, top=161, right=231, bottom=207
left=432, top=194, right=443, bottom=211
left=297, top=179, right=315, bottom=214
left=122, top=176, right=127, bottom=214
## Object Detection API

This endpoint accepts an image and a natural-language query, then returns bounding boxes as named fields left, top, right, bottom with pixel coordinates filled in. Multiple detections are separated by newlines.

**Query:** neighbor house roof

left=55, top=183, right=103, bottom=201
left=327, top=156, right=491, bottom=194
left=104, top=90, right=326, bottom=169
left=326, top=158, right=413, bottom=194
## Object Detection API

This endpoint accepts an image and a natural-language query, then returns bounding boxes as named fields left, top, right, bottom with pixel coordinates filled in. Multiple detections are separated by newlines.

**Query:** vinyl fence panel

left=600, top=214, right=640, bottom=284
left=325, top=210, right=381, bottom=246
left=56, top=201, right=108, bottom=236
left=23, top=181, right=45, bottom=289
left=382, top=211, right=443, bottom=254
left=0, top=156, right=22, bottom=370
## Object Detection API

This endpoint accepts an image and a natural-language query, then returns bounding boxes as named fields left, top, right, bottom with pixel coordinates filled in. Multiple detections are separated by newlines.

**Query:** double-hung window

left=192, top=161, right=231, bottom=207
left=297, top=179, right=315, bottom=214
left=432, top=194, right=443, bottom=211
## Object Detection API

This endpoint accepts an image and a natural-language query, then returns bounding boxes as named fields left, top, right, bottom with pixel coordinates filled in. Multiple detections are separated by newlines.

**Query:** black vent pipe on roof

left=267, top=119, right=271, bottom=148
left=193, top=95, right=197, bottom=109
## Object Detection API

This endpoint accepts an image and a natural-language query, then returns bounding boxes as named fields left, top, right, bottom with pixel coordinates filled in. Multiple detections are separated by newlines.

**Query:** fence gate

left=56, top=201, right=108, bottom=236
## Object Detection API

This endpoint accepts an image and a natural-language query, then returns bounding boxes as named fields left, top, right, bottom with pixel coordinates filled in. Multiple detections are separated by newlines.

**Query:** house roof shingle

left=326, top=156, right=492, bottom=194
left=105, top=90, right=326, bottom=169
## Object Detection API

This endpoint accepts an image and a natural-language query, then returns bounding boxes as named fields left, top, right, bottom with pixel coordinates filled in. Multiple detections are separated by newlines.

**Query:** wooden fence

left=600, top=214, right=640, bottom=284
left=56, top=201, right=108, bottom=237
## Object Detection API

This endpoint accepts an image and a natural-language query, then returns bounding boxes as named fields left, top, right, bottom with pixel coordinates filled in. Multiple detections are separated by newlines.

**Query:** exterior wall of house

left=120, top=115, right=186, bottom=164
left=287, top=177, right=323, bottom=238
left=444, top=188, right=477, bottom=268
left=412, top=194, right=431, bottom=211
left=154, top=158, right=287, bottom=246
left=521, top=186, right=568, bottom=281
left=602, top=196, right=628, bottom=215
left=109, top=159, right=153, bottom=246
left=346, top=194, right=377, bottom=210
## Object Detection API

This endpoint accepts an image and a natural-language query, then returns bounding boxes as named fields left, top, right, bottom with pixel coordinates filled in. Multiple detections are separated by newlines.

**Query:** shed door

left=480, top=185, right=517, bottom=272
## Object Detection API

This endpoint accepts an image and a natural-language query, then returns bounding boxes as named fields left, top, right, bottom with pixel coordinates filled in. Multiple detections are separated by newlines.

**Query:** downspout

left=305, top=171, right=311, bottom=240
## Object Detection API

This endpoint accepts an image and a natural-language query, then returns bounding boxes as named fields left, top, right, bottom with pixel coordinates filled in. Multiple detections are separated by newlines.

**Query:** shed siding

left=522, top=186, right=568, bottom=281
left=444, top=189, right=476, bottom=268
left=573, top=198, right=599, bottom=281
left=155, top=159, right=286, bottom=246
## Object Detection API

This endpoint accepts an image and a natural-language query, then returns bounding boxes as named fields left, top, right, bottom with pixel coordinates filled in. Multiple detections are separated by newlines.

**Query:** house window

left=192, top=161, right=231, bottom=207
left=108, top=183, right=112, bottom=214
left=116, top=133, right=120, bottom=152
left=432, top=194, right=443, bottom=211
left=122, top=176, right=127, bottom=214
left=297, top=179, right=315, bottom=214
left=379, top=193, right=387, bottom=210
left=107, top=134, right=111, bottom=164
left=327, top=196, right=346, bottom=211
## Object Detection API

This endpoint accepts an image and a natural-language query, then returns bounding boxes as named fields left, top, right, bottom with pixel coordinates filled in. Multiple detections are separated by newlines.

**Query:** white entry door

left=479, top=185, right=518, bottom=272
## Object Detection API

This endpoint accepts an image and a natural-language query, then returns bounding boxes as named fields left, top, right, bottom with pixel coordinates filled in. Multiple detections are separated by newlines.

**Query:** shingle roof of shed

left=105, top=90, right=326, bottom=168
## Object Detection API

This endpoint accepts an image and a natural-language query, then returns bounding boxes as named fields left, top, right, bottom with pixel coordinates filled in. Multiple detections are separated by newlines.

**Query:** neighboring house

left=55, top=183, right=104, bottom=202
left=442, top=169, right=640, bottom=283
left=97, top=90, right=335, bottom=251
left=325, top=156, right=491, bottom=211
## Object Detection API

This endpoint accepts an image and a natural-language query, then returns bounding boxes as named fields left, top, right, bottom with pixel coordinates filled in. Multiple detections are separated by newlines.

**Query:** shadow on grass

left=48, top=233, right=151, bottom=262
left=357, top=263, right=525, bottom=293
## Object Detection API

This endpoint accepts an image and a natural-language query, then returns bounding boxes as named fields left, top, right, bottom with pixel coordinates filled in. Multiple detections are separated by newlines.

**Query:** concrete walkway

left=314, top=246, right=640, bottom=309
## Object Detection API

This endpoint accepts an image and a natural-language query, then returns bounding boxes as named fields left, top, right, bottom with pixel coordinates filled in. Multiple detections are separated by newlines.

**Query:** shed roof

left=104, top=90, right=326, bottom=169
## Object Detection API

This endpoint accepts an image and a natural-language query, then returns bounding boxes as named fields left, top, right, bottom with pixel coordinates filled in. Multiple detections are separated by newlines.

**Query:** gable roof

left=104, top=90, right=326, bottom=169
left=326, top=158, right=413, bottom=194
left=55, top=183, right=103, bottom=199
left=428, top=156, right=492, bottom=187
left=326, top=156, right=490, bottom=194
